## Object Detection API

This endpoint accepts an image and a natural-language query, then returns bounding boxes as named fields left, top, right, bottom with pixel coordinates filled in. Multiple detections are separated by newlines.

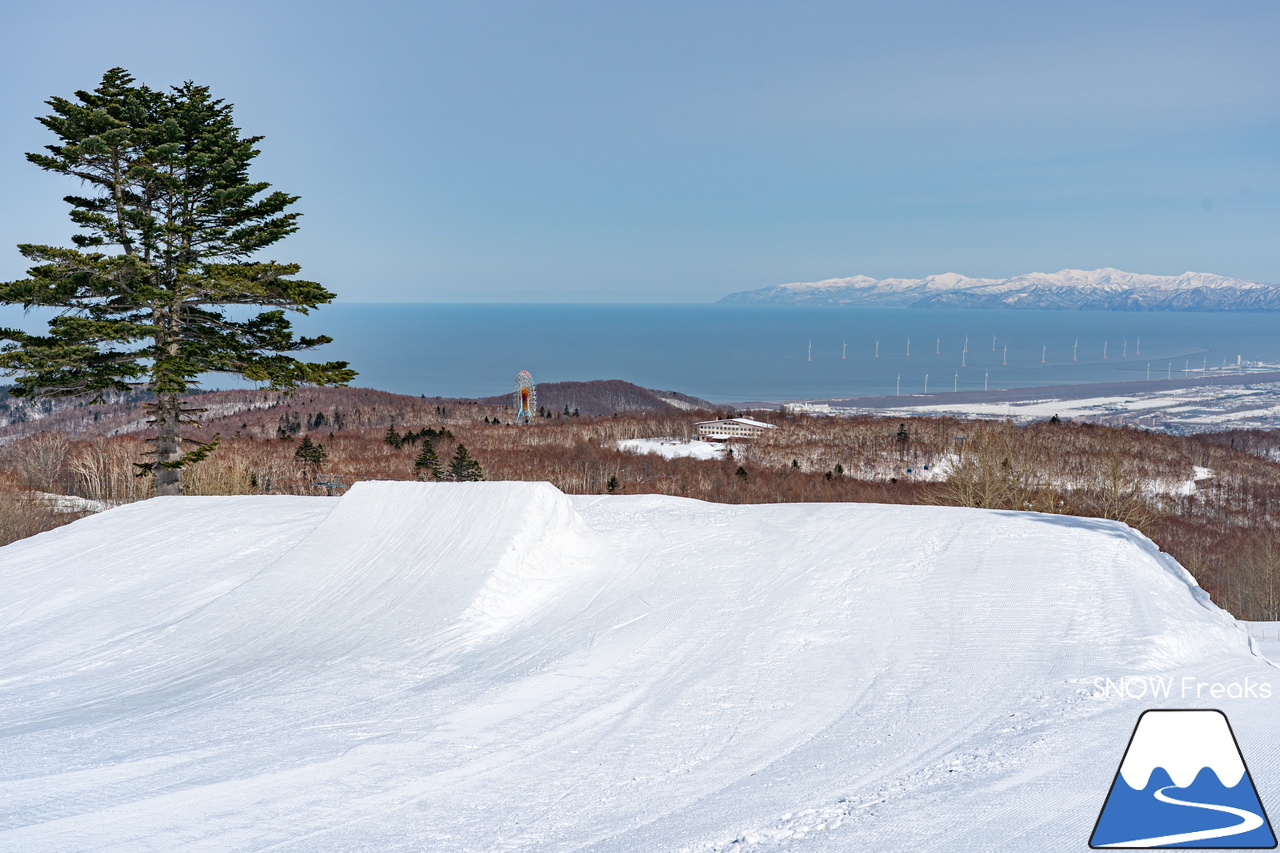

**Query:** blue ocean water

left=3, top=303, right=1278, bottom=403
left=285, top=304, right=1280, bottom=403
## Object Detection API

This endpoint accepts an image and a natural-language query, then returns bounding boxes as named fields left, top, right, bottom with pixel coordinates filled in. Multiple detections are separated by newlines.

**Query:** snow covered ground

left=2, top=482, right=1278, bottom=851
left=617, top=437, right=726, bottom=460
left=791, top=379, right=1280, bottom=433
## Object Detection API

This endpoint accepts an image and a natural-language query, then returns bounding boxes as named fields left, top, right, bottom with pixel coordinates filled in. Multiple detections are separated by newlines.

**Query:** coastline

left=744, top=370, right=1280, bottom=410
left=733, top=371, right=1280, bottom=433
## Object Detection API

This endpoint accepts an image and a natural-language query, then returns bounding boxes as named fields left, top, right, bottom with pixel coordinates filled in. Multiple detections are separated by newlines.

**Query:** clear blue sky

left=1, top=1, right=1277, bottom=302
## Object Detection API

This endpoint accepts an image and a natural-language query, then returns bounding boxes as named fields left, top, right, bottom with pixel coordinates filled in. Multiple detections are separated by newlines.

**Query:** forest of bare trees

left=0, top=387, right=1277, bottom=620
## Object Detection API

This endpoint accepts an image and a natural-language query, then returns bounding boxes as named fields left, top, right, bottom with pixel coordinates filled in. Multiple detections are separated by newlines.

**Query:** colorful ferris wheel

left=513, top=370, right=536, bottom=424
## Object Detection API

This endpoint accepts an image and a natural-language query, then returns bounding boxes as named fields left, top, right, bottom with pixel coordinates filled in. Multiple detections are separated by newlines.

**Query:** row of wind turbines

left=803, top=331, right=1251, bottom=396
left=806, top=333, right=1144, bottom=366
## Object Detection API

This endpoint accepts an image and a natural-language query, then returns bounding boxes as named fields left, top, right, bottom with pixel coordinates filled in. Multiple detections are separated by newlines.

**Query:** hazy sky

left=1, top=1, right=1277, bottom=302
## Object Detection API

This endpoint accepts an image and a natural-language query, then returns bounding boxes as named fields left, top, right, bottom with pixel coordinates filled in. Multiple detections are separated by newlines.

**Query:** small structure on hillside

left=696, top=417, right=777, bottom=442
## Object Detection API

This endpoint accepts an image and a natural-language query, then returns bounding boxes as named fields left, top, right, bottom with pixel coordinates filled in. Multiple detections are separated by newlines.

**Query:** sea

left=287, top=304, right=1280, bottom=404
left=3, top=303, right=1279, bottom=404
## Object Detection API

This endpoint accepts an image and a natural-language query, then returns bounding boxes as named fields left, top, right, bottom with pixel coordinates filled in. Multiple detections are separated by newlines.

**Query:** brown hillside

left=475, top=379, right=712, bottom=417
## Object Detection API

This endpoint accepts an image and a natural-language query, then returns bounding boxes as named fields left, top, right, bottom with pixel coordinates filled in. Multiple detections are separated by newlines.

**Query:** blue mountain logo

left=1091, top=709, right=1276, bottom=848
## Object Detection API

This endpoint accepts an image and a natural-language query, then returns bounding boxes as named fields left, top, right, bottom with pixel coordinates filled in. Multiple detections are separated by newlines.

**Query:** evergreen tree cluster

left=294, top=435, right=327, bottom=465
left=413, top=439, right=483, bottom=482
left=279, top=409, right=345, bottom=438
left=413, top=440, right=442, bottom=480
left=447, top=444, right=483, bottom=481
left=278, top=411, right=302, bottom=438
left=384, top=425, right=453, bottom=448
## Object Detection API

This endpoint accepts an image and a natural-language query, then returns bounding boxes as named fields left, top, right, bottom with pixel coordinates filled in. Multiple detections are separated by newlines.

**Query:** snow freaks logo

left=1090, top=710, right=1277, bottom=849
left=1093, top=676, right=1273, bottom=701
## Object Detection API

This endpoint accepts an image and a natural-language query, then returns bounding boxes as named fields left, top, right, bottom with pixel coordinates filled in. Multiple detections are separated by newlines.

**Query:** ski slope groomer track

left=1, top=482, right=1277, bottom=852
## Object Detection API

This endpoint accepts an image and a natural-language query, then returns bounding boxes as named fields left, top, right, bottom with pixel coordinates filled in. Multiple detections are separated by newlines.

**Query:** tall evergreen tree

left=0, top=69, right=355, bottom=495
left=294, top=435, right=327, bottom=466
left=447, top=444, right=483, bottom=482
left=413, top=440, right=443, bottom=480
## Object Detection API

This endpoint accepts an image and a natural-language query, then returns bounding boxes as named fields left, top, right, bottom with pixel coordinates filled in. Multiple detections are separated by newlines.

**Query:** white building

left=695, top=417, right=778, bottom=442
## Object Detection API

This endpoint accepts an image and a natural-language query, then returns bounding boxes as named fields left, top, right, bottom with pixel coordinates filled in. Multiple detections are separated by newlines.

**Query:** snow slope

left=2, top=482, right=1278, bottom=852
left=617, top=437, right=726, bottom=460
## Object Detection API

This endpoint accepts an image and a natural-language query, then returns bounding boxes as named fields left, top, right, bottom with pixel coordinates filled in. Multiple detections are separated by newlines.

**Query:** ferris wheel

left=513, top=371, right=536, bottom=424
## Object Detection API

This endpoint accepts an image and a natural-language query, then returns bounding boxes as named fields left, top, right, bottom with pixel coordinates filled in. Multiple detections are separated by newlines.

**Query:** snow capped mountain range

left=718, top=268, right=1280, bottom=311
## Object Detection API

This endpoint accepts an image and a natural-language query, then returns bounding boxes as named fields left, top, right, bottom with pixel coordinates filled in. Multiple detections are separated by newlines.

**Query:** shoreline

left=733, top=370, right=1280, bottom=411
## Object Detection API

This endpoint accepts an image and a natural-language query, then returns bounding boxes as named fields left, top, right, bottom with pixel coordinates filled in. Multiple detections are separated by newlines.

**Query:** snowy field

left=617, top=437, right=726, bottom=460
left=2, top=482, right=1278, bottom=851
left=790, top=379, right=1280, bottom=433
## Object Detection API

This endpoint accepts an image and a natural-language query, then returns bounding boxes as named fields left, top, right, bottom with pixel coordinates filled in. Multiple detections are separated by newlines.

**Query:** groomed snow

left=1, top=482, right=1278, bottom=852
left=617, top=437, right=727, bottom=460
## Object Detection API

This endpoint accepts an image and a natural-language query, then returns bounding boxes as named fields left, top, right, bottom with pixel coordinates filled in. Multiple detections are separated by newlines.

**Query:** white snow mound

left=0, top=481, right=1275, bottom=852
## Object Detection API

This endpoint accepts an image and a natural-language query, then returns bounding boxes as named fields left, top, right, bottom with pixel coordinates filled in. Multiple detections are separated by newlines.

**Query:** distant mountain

left=719, top=268, right=1280, bottom=310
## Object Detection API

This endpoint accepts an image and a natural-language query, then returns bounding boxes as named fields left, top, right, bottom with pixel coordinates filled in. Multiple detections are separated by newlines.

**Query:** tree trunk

left=154, top=390, right=182, bottom=496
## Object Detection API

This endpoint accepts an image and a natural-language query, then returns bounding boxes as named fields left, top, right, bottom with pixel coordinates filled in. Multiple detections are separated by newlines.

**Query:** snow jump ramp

left=0, top=481, right=1276, bottom=852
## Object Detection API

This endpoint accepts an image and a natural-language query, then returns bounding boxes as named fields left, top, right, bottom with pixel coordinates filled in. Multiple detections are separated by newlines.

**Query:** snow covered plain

left=617, top=437, right=726, bottom=460
left=789, top=378, right=1280, bottom=433
left=2, top=482, right=1278, bottom=852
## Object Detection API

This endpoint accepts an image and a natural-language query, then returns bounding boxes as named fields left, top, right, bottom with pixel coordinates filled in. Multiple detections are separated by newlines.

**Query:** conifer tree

left=413, top=440, right=443, bottom=480
left=0, top=69, right=355, bottom=495
left=447, top=444, right=483, bottom=481
left=294, top=435, right=327, bottom=466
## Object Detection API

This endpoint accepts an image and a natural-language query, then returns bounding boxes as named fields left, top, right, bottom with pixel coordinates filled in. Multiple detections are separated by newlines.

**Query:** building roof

left=695, top=418, right=777, bottom=429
